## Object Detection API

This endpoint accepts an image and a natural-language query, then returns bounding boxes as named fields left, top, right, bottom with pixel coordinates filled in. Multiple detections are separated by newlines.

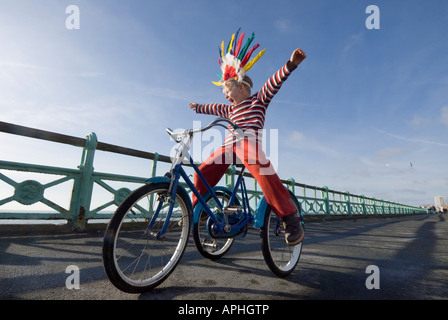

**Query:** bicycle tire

left=192, top=189, right=239, bottom=260
left=102, top=182, right=191, bottom=293
left=260, top=190, right=303, bottom=277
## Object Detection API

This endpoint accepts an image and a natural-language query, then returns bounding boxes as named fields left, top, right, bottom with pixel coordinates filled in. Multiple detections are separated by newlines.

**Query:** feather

left=225, top=33, right=233, bottom=54
left=223, top=64, right=238, bottom=81
left=233, top=28, right=241, bottom=56
left=240, top=43, right=260, bottom=68
left=243, top=49, right=266, bottom=72
left=234, top=32, right=245, bottom=58
left=228, top=33, right=235, bottom=53
left=238, top=32, right=255, bottom=61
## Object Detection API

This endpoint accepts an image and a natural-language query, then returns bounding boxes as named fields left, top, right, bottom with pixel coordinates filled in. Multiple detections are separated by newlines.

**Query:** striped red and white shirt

left=195, top=61, right=296, bottom=145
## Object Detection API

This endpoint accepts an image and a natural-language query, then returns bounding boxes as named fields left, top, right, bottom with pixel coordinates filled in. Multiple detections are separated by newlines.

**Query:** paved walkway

left=1, top=214, right=447, bottom=300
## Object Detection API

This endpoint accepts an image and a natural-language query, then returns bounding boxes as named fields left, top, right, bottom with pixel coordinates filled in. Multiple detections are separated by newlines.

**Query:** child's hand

left=290, top=49, right=306, bottom=67
left=189, top=102, right=198, bottom=111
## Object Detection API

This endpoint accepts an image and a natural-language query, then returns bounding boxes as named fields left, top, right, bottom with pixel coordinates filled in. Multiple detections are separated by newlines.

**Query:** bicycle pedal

left=223, top=205, right=242, bottom=215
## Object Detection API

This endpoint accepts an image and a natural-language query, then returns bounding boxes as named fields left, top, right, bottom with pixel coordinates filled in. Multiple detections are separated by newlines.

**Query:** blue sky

left=1, top=0, right=447, bottom=208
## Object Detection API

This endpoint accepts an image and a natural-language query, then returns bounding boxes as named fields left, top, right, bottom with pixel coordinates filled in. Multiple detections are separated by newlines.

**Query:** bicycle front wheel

left=260, top=191, right=303, bottom=277
left=102, top=182, right=191, bottom=293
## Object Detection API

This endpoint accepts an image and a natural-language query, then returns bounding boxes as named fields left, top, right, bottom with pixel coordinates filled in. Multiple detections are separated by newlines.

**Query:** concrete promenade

left=1, top=213, right=447, bottom=300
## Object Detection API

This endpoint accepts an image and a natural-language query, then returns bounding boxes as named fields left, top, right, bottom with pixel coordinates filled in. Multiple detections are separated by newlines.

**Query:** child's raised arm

left=289, top=48, right=307, bottom=68
left=257, top=49, right=306, bottom=106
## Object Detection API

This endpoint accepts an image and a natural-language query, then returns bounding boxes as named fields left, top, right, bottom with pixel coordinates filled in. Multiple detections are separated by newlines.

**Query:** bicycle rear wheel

left=260, top=191, right=303, bottom=277
left=102, top=182, right=191, bottom=293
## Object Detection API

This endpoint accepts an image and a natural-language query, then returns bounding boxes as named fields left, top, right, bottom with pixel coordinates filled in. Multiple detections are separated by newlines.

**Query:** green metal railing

left=0, top=121, right=428, bottom=231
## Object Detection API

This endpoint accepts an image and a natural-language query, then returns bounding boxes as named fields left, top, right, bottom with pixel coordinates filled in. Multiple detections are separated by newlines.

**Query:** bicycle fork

left=143, top=165, right=185, bottom=240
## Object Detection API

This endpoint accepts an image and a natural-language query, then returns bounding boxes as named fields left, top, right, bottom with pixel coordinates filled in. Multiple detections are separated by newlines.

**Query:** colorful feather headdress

left=212, top=28, right=266, bottom=87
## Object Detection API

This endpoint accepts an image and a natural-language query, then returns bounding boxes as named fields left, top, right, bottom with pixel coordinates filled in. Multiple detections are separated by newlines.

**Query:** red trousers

left=192, top=139, right=296, bottom=218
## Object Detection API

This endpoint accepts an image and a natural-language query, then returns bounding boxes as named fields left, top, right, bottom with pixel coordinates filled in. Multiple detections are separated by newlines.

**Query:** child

left=188, top=31, right=306, bottom=245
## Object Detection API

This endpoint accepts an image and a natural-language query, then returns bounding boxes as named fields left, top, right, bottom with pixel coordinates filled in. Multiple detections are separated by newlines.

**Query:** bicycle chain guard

left=206, top=213, right=248, bottom=239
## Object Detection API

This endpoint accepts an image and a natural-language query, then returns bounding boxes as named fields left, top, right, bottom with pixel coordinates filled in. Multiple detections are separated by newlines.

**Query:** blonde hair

left=241, top=75, right=253, bottom=89
left=224, top=75, right=253, bottom=92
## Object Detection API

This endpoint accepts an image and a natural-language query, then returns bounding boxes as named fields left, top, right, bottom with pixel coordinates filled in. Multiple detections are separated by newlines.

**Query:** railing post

left=151, top=152, right=159, bottom=178
left=322, top=186, right=330, bottom=216
left=253, top=179, right=258, bottom=207
left=146, top=152, right=159, bottom=214
left=72, top=132, right=97, bottom=231
left=361, top=195, right=367, bottom=214
left=345, top=191, right=351, bottom=216
left=286, top=178, right=295, bottom=193
left=225, top=165, right=236, bottom=190
left=373, top=198, right=377, bottom=215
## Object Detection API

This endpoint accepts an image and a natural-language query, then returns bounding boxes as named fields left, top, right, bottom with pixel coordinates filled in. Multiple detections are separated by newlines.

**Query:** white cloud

left=290, top=131, right=305, bottom=141
left=375, top=147, right=408, bottom=161
left=288, top=130, right=343, bottom=160
left=274, top=18, right=290, bottom=32
left=377, top=129, right=448, bottom=147
left=441, top=106, right=448, bottom=126
left=409, top=115, right=429, bottom=127
left=343, top=32, right=364, bottom=53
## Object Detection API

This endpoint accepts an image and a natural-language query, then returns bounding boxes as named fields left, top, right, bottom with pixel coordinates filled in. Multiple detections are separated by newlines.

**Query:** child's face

left=223, top=81, right=245, bottom=106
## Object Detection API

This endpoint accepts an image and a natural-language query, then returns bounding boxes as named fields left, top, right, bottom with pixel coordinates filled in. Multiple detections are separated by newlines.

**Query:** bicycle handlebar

left=166, top=118, right=243, bottom=142
left=191, top=118, right=242, bottom=134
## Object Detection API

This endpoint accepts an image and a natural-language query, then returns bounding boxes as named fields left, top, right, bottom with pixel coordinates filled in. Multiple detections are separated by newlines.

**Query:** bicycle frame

left=172, top=156, right=253, bottom=236
left=150, top=118, right=262, bottom=239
